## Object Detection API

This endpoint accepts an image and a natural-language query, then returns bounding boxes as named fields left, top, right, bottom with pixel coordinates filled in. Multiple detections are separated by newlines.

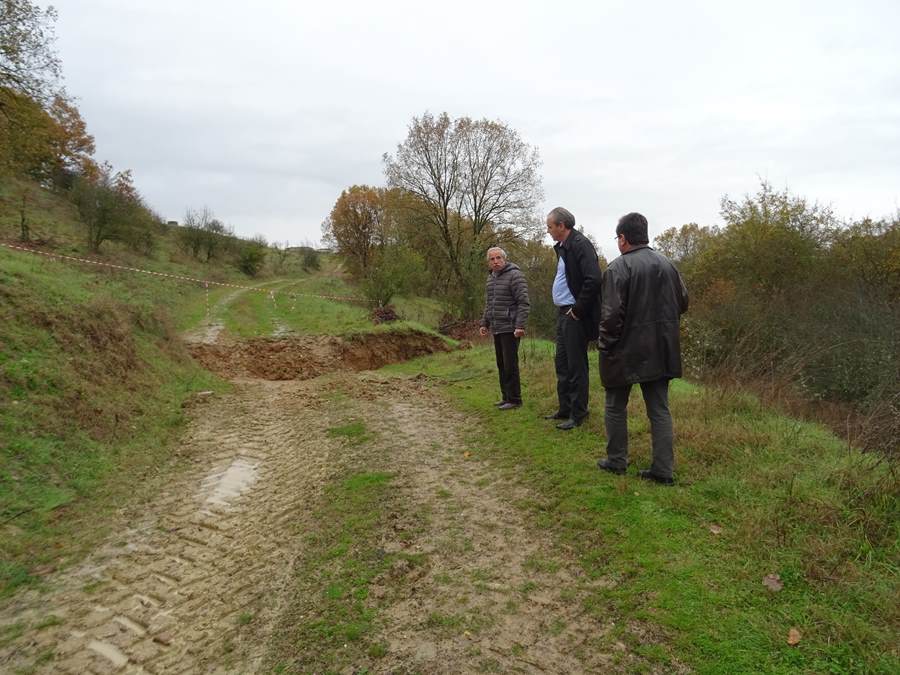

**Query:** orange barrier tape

left=0, top=241, right=370, bottom=303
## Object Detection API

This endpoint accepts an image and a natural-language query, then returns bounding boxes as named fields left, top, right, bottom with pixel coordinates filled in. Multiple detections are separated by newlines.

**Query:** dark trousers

left=554, top=309, right=589, bottom=421
left=603, top=378, right=674, bottom=478
left=494, top=332, right=521, bottom=404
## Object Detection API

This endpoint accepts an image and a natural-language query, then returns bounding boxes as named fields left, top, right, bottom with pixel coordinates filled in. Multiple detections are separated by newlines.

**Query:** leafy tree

left=0, top=85, right=56, bottom=177
left=712, top=181, right=836, bottom=294
left=237, top=235, right=267, bottom=276
left=829, top=215, right=900, bottom=295
left=653, top=222, right=716, bottom=263
left=361, top=245, right=426, bottom=307
left=0, top=0, right=62, bottom=106
left=47, top=93, right=96, bottom=181
left=300, top=246, right=320, bottom=272
left=322, top=185, right=388, bottom=275
left=384, top=111, right=543, bottom=316
left=0, top=86, right=95, bottom=184
left=71, top=163, right=146, bottom=252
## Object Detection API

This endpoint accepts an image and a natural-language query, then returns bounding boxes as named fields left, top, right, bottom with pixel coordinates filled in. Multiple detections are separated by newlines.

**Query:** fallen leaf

left=709, top=524, right=723, bottom=535
left=762, top=574, right=783, bottom=592
left=787, top=627, right=802, bottom=646
left=463, top=451, right=472, bottom=459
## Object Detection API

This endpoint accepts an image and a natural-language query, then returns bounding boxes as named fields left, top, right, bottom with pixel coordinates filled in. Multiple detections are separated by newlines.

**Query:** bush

left=658, top=183, right=900, bottom=456
left=237, top=236, right=267, bottom=276
left=360, top=246, right=425, bottom=307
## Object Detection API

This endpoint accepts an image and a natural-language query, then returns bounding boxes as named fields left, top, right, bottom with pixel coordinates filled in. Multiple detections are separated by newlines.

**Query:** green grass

left=0, top=246, right=226, bottom=596
left=327, top=421, right=374, bottom=446
left=267, top=471, right=398, bottom=672
left=384, top=342, right=899, bottom=674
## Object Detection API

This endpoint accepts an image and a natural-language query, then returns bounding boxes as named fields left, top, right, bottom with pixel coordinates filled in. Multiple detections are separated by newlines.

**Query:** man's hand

left=566, top=308, right=579, bottom=320
left=514, top=328, right=525, bottom=338
left=479, top=326, right=488, bottom=337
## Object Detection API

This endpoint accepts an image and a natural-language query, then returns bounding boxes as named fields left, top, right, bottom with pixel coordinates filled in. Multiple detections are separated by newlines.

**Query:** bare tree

left=384, top=112, right=542, bottom=315
left=270, top=240, right=291, bottom=273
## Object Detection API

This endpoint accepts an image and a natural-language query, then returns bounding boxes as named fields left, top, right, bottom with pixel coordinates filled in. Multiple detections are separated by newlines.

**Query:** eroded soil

left=0, top=343, right=635, bottom=673
left=188, top=332, right=451, bottom=381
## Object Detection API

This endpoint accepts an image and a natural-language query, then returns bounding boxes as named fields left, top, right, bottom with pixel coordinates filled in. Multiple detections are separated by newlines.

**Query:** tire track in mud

left=2, top=365, right=639, bottom=673
left=0, top=379, right=342, bottom=674
left=268, top=373, right=638, bottom=674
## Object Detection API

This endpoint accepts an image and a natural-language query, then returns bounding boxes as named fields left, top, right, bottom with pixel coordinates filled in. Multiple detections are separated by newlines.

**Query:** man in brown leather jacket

left=596, top=212, right=689, bottom=484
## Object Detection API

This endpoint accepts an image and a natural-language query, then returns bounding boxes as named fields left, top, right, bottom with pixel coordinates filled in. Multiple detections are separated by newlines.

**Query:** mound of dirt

left=188, top=330, right=450, bottom=380
left=438, top=314, right=481, bottom=341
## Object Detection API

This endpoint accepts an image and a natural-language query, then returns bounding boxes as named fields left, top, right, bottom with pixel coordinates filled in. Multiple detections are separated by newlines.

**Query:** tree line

left=655, top=182, right=898, bottom=454
left=326, top=115, right=897, bottom=454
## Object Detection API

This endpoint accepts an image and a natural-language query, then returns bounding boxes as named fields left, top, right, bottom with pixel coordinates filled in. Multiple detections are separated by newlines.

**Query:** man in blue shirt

left=544, top=207, right=602, bottom=430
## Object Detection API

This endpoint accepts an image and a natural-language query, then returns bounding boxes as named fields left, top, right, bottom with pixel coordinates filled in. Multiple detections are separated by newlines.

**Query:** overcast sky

left=53, top=0, right=900, bottom=261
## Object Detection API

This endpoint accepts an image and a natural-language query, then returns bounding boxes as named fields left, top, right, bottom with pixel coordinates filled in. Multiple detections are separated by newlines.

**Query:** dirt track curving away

left=0, top=339, right=637, bottom=673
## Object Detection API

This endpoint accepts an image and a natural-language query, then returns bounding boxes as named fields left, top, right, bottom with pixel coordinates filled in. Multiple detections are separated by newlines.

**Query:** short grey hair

left=547, top=207, right=576, bottom=230
left=486, top=246, right=507, bottom=259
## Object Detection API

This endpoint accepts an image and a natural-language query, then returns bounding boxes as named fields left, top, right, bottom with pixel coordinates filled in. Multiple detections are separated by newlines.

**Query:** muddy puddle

left=201, top=457, right=259, bottom=509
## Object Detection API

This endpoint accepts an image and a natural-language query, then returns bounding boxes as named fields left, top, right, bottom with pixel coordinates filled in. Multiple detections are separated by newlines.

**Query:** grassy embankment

left=0, top=245, right=225, bottom=596
left=376, top=344, right=894, bottom=673
left=0, top=178, right=264, bottom=596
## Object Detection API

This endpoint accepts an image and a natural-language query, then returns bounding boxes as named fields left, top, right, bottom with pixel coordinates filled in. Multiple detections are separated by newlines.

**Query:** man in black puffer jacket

left=480, top=246, right=530, bottom=410
left=597, top=212, right=689, bottom=485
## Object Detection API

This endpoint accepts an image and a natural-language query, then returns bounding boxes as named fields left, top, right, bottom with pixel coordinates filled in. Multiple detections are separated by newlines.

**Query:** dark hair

left=548, top=207, right=575, bottom=230
left=616, top=212, right=649, bottom=245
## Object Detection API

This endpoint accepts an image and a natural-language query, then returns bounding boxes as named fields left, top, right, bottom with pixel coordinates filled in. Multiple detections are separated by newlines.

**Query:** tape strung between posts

left=0, top=241, right=371, bottom=303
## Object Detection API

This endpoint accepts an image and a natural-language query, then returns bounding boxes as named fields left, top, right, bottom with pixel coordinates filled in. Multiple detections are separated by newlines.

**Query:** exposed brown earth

left=0, top=335, right=635, bottom=673
left=187, top=331, right=451, bottom=381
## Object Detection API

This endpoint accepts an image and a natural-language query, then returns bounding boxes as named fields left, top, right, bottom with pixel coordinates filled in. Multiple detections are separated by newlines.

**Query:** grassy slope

left=0, top=178, right=251, bottom=595
left=385, top=343, right=898, bottom=673
left=0, top=246, right=226, bottom=595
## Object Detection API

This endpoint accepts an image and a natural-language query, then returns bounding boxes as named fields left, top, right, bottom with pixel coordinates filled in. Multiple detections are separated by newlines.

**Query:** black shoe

left=543, top=411, right=568, bottom=420
left=637, top=469, right=675, bottom=485
left=597, top=459, right=626, bottom=475
left=494, top=400, right=507, bottom=407
left=556, top=418, right=584, bottom=431
left=498, top=402, right=521, bottom=410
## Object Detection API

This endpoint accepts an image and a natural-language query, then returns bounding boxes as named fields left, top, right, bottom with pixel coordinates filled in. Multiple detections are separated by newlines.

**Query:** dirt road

left=0, top=343, right=630, bottom=673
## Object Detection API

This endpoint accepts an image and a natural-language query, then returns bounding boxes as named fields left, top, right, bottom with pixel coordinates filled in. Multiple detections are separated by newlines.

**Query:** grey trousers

left=603, top=378, right=674, bottom=478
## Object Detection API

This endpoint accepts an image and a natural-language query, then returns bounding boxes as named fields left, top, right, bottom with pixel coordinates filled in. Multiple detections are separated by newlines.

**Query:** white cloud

left=53, top=0, right=900, bottom=252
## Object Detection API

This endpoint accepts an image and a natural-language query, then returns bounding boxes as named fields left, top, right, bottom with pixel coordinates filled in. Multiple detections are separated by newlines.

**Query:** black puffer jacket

left=554, top=229, right=602, bottom=341
left=480, top=263, right=530, bottom=335
left=598, top=246, right=689, bottom=388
